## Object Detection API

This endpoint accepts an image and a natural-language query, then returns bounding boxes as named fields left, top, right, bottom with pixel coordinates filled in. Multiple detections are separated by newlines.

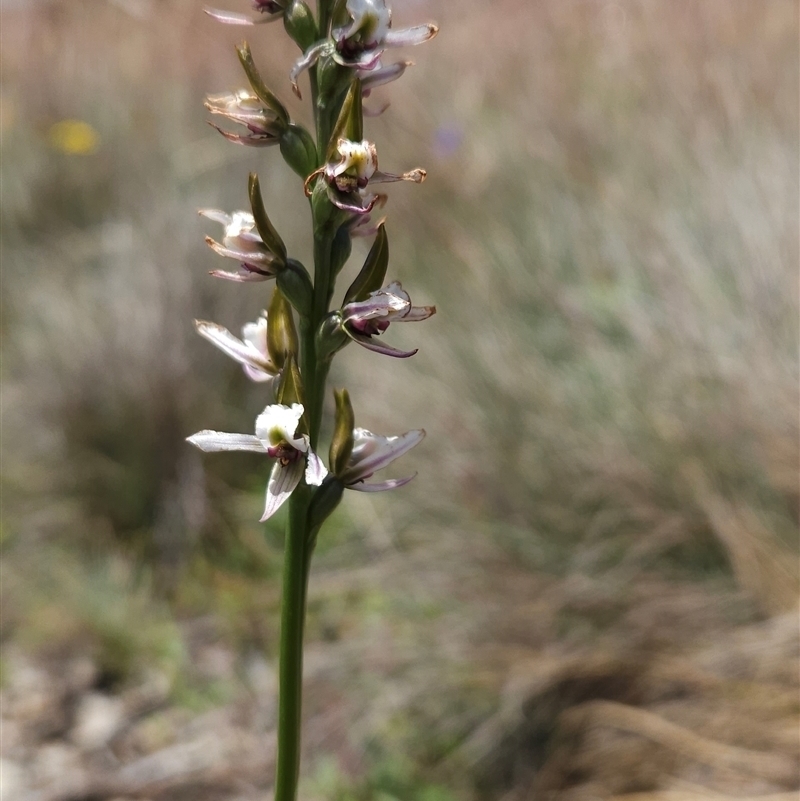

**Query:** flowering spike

left=191, top=4, right=438, bottom=794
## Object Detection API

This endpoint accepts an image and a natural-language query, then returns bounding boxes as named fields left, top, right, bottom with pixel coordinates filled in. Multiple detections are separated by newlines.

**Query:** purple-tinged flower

left=340, top=427, right=425, bottom=491
left=188, top=403, right=327, bottom=520
left=199, top=209, right=281, bottom=282
left=195, top=313, right=280, bottom=385
left=360, top=60, right=412, bottom=96
left=306, top=139, right=425, bottom=215
left=290, top=0, right=436, bottom=93
left=204, top=0, right=285, bottom=26
left=340, top=281, right=435, bottom=357
left=346, top=195, right=387, bottom=238
left=205, top=89, right=284, bottom=146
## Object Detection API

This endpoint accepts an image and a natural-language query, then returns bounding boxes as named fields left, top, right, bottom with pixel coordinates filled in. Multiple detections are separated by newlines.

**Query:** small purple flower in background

left=187, top=403, right=326, bottom=520
left=199, top=209, right=281, bottom=282
left=204, top=0, right=285, bottom=26
left=433, top=123, right=464, bottom=159
left=340, top=280, right=435, bottom=357
left=340, top=427, right=425, bottom=491
left=205, top=89, right=284, bottom=146
left=195, top=313, right=280, bottom=385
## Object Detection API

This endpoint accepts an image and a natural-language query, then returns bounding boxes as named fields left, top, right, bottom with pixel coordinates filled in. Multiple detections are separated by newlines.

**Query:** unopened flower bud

left=283, top=0, right=318, bottom=51
left=280, top=124, right=318, bottom=178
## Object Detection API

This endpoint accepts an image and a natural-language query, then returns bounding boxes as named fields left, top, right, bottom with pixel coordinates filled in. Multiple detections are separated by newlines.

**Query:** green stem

left=273, top=485, right=311, bottom=801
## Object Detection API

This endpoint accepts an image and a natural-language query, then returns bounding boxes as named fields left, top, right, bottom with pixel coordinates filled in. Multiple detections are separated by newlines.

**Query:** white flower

left=340, top=427, right=425, bottom=491
left=340, top=281, right=435, bottom=357
left=194, top=313, right=279, bottom=384
left=290, top=0, right=437, bottom=93
left=306, top=139, right=426, bottom=215
left=188, top=403, right=327, bottom=520
left=199, top=209, right=281, bottom=282
left=204, top=89, right=284, bottom=146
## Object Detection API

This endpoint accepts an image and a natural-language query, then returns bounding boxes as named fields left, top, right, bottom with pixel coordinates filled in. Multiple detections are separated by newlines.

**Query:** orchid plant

left=188, top=0, right=437, bottom=796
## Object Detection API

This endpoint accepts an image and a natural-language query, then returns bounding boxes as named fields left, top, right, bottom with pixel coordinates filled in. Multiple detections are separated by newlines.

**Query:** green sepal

left=330, top=223, right=352, bottom=279
left=343, top=222, right=388, bottom=304
left=276, top=259, right=313, bottom=318
left=326, top=79, right=363, bottom=162
left=317, top=58, right=350, bottom=107
left=306, top=476, right=344, bottom=545
left=275, top=353, right=305, bottom=408
left=315, top=312, right=350, bottom=362
left=330, top=0, right=349, bottom=29
left=311, top=179, right=338, bottom=235
left=329, top=388, right=355, bottom=476
left=267, top=287, right=299, bottom=370
left=236, top=42, right=290, bottom=127
left=283, top=0, right=319, bottom=51
left=280, top=124, right=318, bottom=178
left=248, top=173, right=288, bottom=263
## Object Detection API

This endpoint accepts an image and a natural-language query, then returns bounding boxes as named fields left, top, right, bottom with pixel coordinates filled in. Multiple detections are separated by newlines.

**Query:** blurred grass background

left=1, top=1, right=798, bottom=799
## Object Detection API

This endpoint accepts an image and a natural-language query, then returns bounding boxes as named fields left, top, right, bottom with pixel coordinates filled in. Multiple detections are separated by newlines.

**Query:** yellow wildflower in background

left=48, top=119, right=99, bottom=155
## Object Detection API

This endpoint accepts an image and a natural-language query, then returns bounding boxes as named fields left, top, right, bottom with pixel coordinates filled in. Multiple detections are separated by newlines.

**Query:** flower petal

left=255, top=403, right=305, bottom=450
left=360, top=60, right=412, bottom=91
left=305, top=449, right=328, bottom=486
left=383, top=23, right=438, bottom=48
left=290, top=41, right=332, bottom=97
left=348, top=474, right=417, bottom=492
left=399, top=304, right=436, bottom=322
left=207, top=123, right=279, bottom=146
left=194, top=320, right=277, bottom=375
left=198, top=208, right=232, bottom=226
left=327, top=187, right=378, bottom=214
left=187, top=431, right=267, bottom=453
left=332, top=49, right=384, bottom=71
left=370, top=168, right=426, bottom=184
left=209, top=268, right=273, bottom=282
left=261, top=459, right=303, bottom=521
left=346, top=329, right=418, bottom=358
left=344, top=428, right=425, bottom=480
left=342, top=291, right=409, bottom=323
left=204, top=237, right=275, bottom=266
left=203, top=6, right=280, bottom=24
